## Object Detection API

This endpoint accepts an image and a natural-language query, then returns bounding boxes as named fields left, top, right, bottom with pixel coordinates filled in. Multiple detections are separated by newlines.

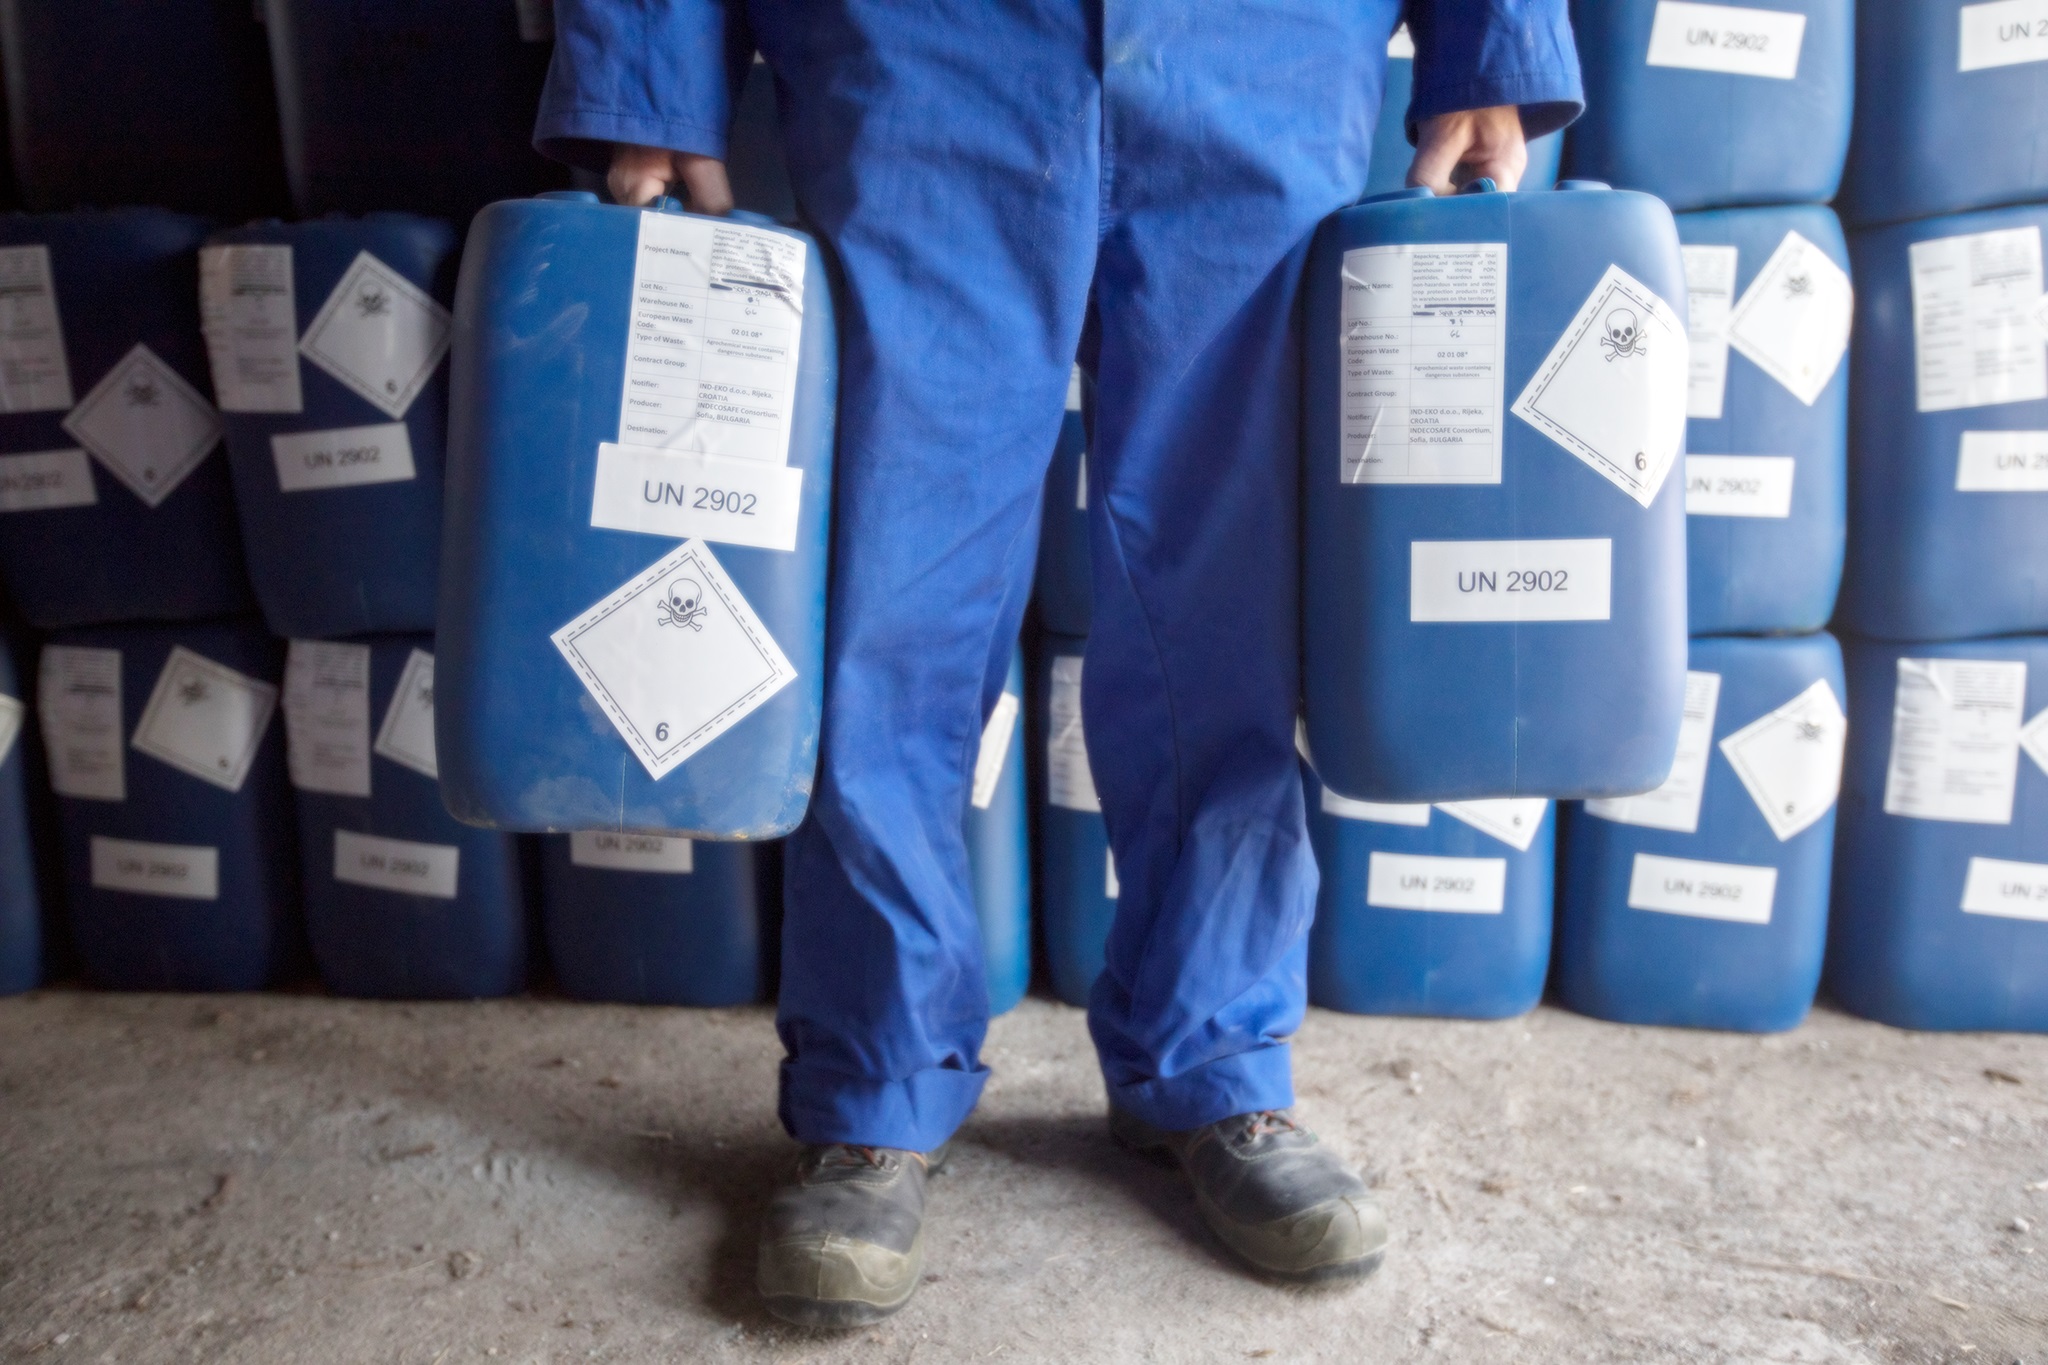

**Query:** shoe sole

left=762, top=1291, right=915, bottom=1330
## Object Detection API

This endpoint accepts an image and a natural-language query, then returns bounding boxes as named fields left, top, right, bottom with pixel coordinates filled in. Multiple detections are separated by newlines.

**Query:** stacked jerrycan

left=259, top=0, right=566, bottom=222
left=1563, top=0, right=1854, bottom=211
left=0, top=621, right=50, bottom=994
left=1301, top=180, right=1691, bottom=1014
left=1364, top=25, right=1563, bottom=199
left=0, top=0, right=289, bottom=220
left=969, top=646, right=1031, bottom=1015
left=1033, top=633, right=1117, bottom=1006
left=195, top=215, right=529, bottom=1000
left=439, top=194, right=835, bottom=1006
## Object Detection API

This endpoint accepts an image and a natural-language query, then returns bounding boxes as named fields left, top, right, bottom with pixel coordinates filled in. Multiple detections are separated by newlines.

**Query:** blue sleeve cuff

left=535, top=107, right=730, bottom=175
left=1404, top=0, right=1585, bottom=144
left=1407, top=71, right=1584, bottom=144
left=531, top=0, right=749, bottom=173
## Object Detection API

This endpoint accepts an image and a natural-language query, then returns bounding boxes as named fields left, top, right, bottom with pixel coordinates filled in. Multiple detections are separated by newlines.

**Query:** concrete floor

left=0, top=991, right=2043, bottom=1364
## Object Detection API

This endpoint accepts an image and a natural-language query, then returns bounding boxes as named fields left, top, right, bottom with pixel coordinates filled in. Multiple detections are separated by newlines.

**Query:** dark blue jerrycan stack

left=1828, top=636, right=2048, bottom=1032
left=203, top=215, right=458, bottom=640
left=0, top=210, right=252, bottom=629
left=283, top=637, right=527, bottom=999
left=1303, top=182, right=1690, bottom=802
left=1558, top=632, right=1847, bottom=1031
left=1033, top=367, right=1092, bottom=637
left=0, top=0, right=289, bottom=220
left=968, top=645, right=1030, bottom=1015
left=1303, top=756, right=1554, bottom=1019
left=1839, top=205, right=2048, bottom=640
left=1364, top=26, right=1564, bottom=199
left=1840, top=0, right=2048, bottom=227
left=1676, top=205, right=1851, bottom=632
left=1563, top=0, right=1854, bottom=209
left=437, top=195, right=836, bottom=837
left=0, top=623, right=47, bottom=993
left=1032, top=633, right=1117, bottom=1007
left=541, top=834, right=766, bottom=1005
left=728, top=58, right=798, bottom=225
left=38, top=620, right=301, bottom=991
left=261, top=0, right=566, bottom=221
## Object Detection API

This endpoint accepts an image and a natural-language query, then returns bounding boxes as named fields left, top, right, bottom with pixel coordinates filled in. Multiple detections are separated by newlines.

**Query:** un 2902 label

left=271, top=422, right=416, bottom=493
left=1409, top=538, right=1612, bottom=622
left=1645, top=0, right=1807, bottom=78
left=1365, top=852, right=1507, bottom=914
left=91, top=836, right=218, bottom=900
left=1627, top=852, right=1777, bottom=923
left=590, top=442, right=804, bottom=552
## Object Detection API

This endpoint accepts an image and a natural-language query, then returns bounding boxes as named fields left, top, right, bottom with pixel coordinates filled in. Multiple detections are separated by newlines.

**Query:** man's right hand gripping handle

left=609, top=144, right=734, bottom=213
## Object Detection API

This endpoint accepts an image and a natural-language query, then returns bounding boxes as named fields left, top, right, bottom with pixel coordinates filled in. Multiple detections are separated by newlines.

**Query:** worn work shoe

left=757, top=1142, right=947, bottom=1328
left=1112, top=1106, right=1388, bottom=1284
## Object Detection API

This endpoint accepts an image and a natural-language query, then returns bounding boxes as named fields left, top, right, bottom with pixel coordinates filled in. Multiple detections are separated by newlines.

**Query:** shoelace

left=805, top=1144, right=928, bottom=1176
left=1241, top=1110, right=1302, bottom=1142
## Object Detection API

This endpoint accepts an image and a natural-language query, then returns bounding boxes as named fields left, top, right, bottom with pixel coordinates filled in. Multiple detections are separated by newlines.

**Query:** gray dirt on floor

left=0, top=990, right=2044, bottom=1364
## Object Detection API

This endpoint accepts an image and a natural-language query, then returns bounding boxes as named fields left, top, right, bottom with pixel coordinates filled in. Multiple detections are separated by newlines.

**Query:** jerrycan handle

left=1457, top=177, right=1499, bottom=194
left=650, top=194, right=686, bottom=213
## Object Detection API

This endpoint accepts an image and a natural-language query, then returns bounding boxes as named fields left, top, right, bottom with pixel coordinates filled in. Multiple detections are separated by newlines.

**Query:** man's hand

left=1408, top=107, right=1529, bottom=195
left=608, top=143, right=735, bottom=213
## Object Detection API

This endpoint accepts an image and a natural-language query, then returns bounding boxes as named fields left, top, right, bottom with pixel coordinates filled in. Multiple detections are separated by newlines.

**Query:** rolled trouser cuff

left=777, top=1057, right=989, bottom=1153
left=1100, top=1041, right=1296, bottom=1135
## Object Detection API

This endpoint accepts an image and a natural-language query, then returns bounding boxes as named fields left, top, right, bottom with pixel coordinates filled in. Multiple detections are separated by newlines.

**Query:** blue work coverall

left=538, top=0, right=1582, bottom=1153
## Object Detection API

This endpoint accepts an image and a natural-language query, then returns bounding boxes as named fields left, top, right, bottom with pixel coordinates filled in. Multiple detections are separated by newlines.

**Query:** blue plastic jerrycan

left=1557, top=632, right=1846, bottom=1032
left=1828, top=636, right=2048, bottom=1032
left=437, top=194, right=836, bottom=836
left=1032, top=633, right=1118, bottom=1007
left=283, top=636, right=527, bottom=999
left=729, top=57, right=799, bottom=225
left=1840, top=0, right=2048, bottom=227
left=1676, top=205, right=1850, bottom=634
left=0, top=0, right=289, bottom=220
left=1562, top=0, right=1853, bottom=211
left=0, top=210, right=253, bottom=630
left=205, top=214, right=459, bottom=640
left=0, top=624, right=48, bottom=994
left=1839, top=204, right=2048, bottom=642
left=39, top=619, right=302, bottom=991
left=968, top=645, right=1031, bottom=1015
left=1304, top=181, right=1690, bottom=802
left=1303, top=757, right=1554, bottom=1019
left=541, top=833, right=768, bottom=1005
left=1364, top=26, right=1563, bottom=199
left=1032, top=367, right=1092, bottom=638
left=261, top=0, right=567, bottom=221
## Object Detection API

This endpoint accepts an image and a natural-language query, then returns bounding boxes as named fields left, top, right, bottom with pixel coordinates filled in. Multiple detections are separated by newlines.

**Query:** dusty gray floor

left=0, top=990, right=2043, bottom=1364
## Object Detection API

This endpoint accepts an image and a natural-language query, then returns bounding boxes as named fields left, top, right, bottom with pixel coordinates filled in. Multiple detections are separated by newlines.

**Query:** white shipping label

left=1645, top=0, right=1807, bottom=77
left=1046, top=654, right=1100, bottom=812
left=38, top=646, right=124, bottom=801
left=1511, top=264, right=1689, bottom=506
left=1727, top=230, right=1854, bottom=405
left=513, top=0, right=555, bottom=42
left=553, top=539, right=796, bottom=782
left=1436, top=798, right=1548, bottom=852
left=282, top=641, right=372, bottom=798
left=1106, top=847, right=1121, bottom=899
left=2020, top=705, right=2048, bottom=775
left=1409, top=538, right=1612, bottom=622
left=588, top=442, right=804, bottom=552
left=198, top=244, right=302, bottom=413
left=62, top=344, right=222, bottom=508
left=1387, top=22, right=1415, bottom=57
left=569, top=830, right=695, bottom=873
left=1910, top=227, right=2046, bottom=413
left=1956, top=429, right=2048, bottom=491
left=1320, top=786, right=1432, bottom=825
left=91, top=836, right=218, bottom=900
left=299, top=251, right=452, bottom=419
left=1685, top=454, right=1796, bottom=517
left=333, top=830, right=460, bottom=899
left=1960, top=856, right=2048, bottom=920
left=1366, top=851, right=1508, bottom=913
left=1883, top=657, right=2027, bottom=824
left=0, top=448, right=95, bottom=512
left=1585, top=670, right=1723, bottom=833
left=1959, top=0, right=2048, bottom=71
left=373, top=648, right=439, bottom=781
left=0, top=692, right=21, bottom=766
left=970, top=691, right=1021, bottom=811
left=1682, top=243, right=1738, bottom=419
left=271, top=422, right=416, bottom=493
left=1627, top=852, right=1778, bottom=923
left=1338, top=242, right=1508, bottom=485
left=617, top=212, right=807, bottom=466
left=1718, top=678, right=1848, bottom=840
left=131, top=646, right=278, bottom=794
left=0, top=244, right=73, bottom=412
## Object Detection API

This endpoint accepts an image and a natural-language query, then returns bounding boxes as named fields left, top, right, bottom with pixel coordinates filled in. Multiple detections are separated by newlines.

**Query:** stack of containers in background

left=1552, top=0, right=1856, bottom=1030
left=1827, top=8, right=2048, bottom=1031
left=201, top=216, right=529, bottom=1000
left=0, top=210, right=305, bottom=992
